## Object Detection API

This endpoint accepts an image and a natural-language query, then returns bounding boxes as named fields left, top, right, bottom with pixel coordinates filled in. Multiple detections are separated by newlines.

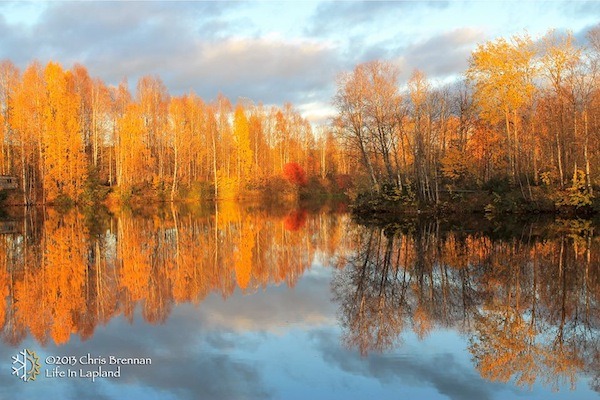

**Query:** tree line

left=0, top=61, right=346, bottom=204
left=3, top=26, right=600, bottom=208
left=334, top=27, right=600, bottom=207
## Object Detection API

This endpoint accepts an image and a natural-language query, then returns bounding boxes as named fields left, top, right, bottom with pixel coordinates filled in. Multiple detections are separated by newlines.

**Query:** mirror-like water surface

left=1, top=204, right=598, bottom=399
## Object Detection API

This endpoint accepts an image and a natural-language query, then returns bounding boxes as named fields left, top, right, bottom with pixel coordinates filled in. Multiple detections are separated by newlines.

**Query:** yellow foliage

left=117, top=103, right=153, bottom=189
left=466, top=34, right=536, bottom=125
left=216, top=170, right=239, bottom=200
left=42, top=63, right=87, bottom=201
left=233, top=105, right=253, bottom=182
left=441, top=147, right=467, bottom=181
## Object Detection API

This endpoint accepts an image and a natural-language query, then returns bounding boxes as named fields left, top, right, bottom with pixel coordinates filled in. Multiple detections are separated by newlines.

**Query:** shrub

left=556, top=169, right=594, bottom=209
left=283, top=162, right=308, bottom=187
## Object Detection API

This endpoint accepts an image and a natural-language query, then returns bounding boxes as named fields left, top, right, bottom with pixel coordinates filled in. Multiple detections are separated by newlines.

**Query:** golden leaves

left=43, top=63, right=87, bottom=201
left=466, top=34, right=536, bottom=125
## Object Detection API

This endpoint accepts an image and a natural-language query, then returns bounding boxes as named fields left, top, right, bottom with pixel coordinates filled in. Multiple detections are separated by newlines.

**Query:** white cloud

left=400, top=28, right=485, bottom=80
left=0, top=0, right=591, bottom=125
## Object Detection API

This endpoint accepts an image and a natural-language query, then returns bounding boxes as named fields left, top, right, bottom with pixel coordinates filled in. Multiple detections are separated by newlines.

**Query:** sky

left=0, top=1, right=599, bottom=124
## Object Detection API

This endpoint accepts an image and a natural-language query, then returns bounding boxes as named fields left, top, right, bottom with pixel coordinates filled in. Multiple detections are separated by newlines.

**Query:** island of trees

left=0, top=27, right=599, bottom=215
left=336, top=27, right=600, bottom=215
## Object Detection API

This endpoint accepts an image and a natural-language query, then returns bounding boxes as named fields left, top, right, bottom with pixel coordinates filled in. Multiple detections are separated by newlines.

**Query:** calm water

left=0, top=203, right=598, bottom=399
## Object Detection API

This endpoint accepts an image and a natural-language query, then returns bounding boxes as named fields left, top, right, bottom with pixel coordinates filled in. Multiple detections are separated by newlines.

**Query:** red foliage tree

left=283, top=162, right=308, bottom=186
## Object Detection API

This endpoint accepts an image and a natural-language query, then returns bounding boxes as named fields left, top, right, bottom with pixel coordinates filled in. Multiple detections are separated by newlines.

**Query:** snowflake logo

left=11, top=349, right=40, bottom=382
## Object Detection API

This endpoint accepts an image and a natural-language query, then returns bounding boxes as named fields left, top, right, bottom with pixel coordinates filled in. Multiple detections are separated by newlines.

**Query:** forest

left=0, top=27, right=599, bottom=213
left=0, top=61, right=340, bottom=205
left=336, top=27, right=600, bottom=214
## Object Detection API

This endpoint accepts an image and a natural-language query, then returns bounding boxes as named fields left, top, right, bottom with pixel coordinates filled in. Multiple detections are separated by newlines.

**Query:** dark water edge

left=353, top=210, right=599, bottom=241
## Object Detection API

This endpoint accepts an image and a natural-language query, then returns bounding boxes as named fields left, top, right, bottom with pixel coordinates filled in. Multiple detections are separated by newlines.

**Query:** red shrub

left=283, top=162, right=308, bottom=187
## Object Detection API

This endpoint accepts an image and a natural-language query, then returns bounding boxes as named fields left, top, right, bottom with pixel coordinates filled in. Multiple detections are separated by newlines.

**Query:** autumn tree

left=233, top=104, right=253, bottom=188
left=408, top=70, right=436, bottom=202
left=71, top=65, right=114, bottom=187
left=334, top=61, right=406, bottom=191
left=12, top=63, right=44, bottom=204
left=214, top=94, right=235, bottom=199
left=42, top=62, right=87, bottom=202
left=168, top=96, right=187, bottom=201
left=362, top=61, right=402, bottom=185
left=0, top=61, right=19, bottom=176
left=334, top=63, right=380, bottom=190
left=283, top=162, right=308, bottom=187
left=90, top=78, right=112, bottom=175
left=466, top=34, right=536, bottom=187
left=248, top=107, right=268, bottom=177
left=116, top=103, right=151, bottom=190
left=183, top=94, right=209, bottom=186
left=539, top=30, right=581, bottom=188
left=137, top=75, right=169, bottom=186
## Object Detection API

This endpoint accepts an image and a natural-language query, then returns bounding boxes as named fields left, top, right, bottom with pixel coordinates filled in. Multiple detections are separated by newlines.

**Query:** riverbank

left=349, top=185, right=599, bottom=219
left=0, top=175, right=351, bottom=209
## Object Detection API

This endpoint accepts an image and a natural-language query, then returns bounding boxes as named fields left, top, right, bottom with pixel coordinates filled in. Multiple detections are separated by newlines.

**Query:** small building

left=0, top=176, right=18, bottom=190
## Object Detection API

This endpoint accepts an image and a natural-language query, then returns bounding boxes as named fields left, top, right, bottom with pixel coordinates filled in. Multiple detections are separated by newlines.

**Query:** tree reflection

left=332, top=227, right=408, bottom=355
left=0, top=204, right=344, bottom=345
left=333, top=219, right=600, bottom=393
left=0, top=207, right=598, bottom=393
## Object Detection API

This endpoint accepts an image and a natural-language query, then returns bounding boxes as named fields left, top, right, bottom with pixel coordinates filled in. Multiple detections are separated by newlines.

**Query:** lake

left=0, top=203, right=598, bottom=399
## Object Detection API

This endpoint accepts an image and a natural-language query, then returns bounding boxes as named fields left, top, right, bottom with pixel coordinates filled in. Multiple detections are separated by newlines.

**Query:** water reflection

left=0, top=203, right=347, bottom=346
left=333, top=219, right=600, bottom=393
left=0, top=205, right=598, bottom=397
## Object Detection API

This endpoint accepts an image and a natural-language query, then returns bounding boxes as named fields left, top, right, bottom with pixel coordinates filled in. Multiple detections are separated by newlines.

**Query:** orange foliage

left=42, top=63, right=86, bottom=201
left=0, top=60, right=329, bottom=204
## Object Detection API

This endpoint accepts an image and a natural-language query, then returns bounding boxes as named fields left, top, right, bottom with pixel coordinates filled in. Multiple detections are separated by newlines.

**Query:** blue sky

left=0, top=1, right=598, bottom=123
